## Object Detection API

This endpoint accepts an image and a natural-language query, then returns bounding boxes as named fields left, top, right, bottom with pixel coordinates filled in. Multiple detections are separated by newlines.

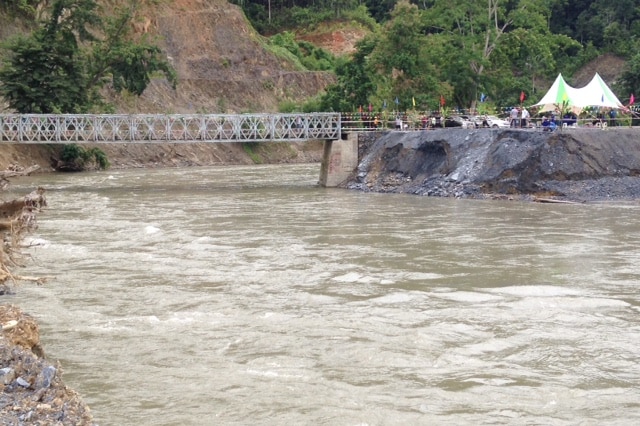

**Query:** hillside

left=109, top=0, right=335, bottom=114
left=569, top=53, right=626, bottom=88
left=295, top=21, right=369, bottom=56
left=0, top=0, right=338, bottom=114
left=0, top=0, right=340, bottom=171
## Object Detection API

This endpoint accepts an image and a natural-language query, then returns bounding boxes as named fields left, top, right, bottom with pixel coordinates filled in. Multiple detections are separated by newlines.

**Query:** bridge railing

left=0, top=113, right=341, bottom=143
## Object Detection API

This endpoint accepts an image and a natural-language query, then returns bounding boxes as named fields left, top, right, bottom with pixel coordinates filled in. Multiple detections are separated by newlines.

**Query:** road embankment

left=345, top=128, right=640, bottom=202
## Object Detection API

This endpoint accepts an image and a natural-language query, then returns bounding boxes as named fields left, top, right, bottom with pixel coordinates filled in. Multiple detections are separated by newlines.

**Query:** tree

left=421, top=0, right=524, bottom=110
left=320, top=36, right=378, bottom=111
left=417, top=0, right=583, bottom=109
left=363, top=0, right=397, bottom=22
left=615, top=53, right=640, bottom=101
left=0, top=0, right=177, bottom=113
left=369, top=0, right=441, bottom=110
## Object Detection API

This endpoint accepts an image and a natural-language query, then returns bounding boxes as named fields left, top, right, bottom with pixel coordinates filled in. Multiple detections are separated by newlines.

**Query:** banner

left=520, top=91, right=526, bottom=103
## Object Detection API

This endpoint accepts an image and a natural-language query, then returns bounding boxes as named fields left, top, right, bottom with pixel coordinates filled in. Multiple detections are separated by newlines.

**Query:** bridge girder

left=0, top=113, right=341, bottom=144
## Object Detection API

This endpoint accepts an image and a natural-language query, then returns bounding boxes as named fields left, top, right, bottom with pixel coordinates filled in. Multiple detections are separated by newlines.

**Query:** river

left=7, top=164, right=640, bottom=425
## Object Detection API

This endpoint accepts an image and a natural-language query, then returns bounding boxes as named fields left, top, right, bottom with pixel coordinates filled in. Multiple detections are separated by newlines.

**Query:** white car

left=474, top=115, right=510, bottom=128
left=445, top=115, right=475, bottom=128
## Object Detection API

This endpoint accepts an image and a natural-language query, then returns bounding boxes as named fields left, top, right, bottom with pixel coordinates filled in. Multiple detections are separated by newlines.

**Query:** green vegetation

left=0, top=0, right=41, bottom=17
left=235, top=0, right=640, bottom=112
left=60, top=143, right=110, bottom=170
left=0, top=0, right=177, bottom=113
left=242, top=142, right=263, bottom=164
left=268, top=31, right=336, bottom=71
left=0, top=0, right=177, bottom=171
left=4, top=0, right=640, bottom=115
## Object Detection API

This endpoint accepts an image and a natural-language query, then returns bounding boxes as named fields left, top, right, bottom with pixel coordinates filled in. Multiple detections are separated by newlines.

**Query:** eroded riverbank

left=347, top=128, right=640, bottom=202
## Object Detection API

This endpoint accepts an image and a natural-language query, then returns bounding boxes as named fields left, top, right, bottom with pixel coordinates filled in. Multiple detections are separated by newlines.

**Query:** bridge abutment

left=319, top=133, right=358, bottom=187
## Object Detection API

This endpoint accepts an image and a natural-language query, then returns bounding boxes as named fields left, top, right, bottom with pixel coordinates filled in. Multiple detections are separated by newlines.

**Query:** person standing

left=609, top=109, right=617, bottom=126
left=521, top=107, right=529, bottom=128
left=510, top=106, right=519, bottom=128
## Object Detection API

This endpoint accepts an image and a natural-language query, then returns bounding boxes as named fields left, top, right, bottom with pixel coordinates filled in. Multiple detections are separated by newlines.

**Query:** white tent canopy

left=573, top=73, right=623, bottom=110
left=533, top=72, right=623, bottom=114
left=532, top=74, right=581, bottom=114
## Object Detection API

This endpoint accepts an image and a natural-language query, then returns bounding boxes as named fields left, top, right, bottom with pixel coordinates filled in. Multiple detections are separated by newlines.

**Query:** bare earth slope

left=116, top=0, right=335, bottom=114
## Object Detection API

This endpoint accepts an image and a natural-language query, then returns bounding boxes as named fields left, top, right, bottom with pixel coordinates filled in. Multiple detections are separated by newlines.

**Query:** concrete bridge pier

left=319, top=133, right=358, bottom=187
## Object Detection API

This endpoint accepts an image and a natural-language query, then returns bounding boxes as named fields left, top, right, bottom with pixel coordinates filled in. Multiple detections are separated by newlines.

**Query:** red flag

left=630, top=94, right=635, bottom=105
left=440, top=95, right=445, bottom=107
left=520, top=91, right=526, bottom=103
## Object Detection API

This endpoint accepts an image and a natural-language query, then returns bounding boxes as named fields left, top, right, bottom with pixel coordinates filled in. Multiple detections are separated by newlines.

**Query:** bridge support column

left=319, top=133, right=358, bottom=187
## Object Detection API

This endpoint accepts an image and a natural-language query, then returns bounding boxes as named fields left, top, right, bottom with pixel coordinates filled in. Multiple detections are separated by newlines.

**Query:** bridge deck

left=0, top=113, right=341, bottom=144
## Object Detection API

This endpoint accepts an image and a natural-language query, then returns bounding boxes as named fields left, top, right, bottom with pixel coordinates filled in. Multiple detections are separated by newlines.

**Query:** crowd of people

left=341, top=106, right=636, bottom=132
left=342, top=112, right=451, bottom=130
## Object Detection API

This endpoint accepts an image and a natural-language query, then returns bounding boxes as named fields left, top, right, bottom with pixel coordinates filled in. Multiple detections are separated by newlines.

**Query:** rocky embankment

left=346, top=128, right=640, bottom=202
left=0, top=305, right=94, bottom=425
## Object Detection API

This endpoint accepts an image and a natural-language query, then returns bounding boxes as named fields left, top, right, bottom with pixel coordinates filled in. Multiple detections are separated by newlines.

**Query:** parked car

left=445, top=115, right=474, bottom=128
left=473, top=115, right=510, bottom=128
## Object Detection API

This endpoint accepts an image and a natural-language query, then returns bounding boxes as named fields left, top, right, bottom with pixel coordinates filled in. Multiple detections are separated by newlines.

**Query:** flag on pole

left=383, top=100, right=387, bottom=110
left=394, top=97, right=399, bottom=106
left=358, top=105, right=363, bottom=113
left=368, top=103, right=373, bottom=112
left=440, top=95, right=445, bottom=107
left=480, top=93, right=486, bottom=103
left=630, top=94, right=635, bottom=105
left=520, top=91, right=526, bottom=103
left=412, top=97, right=416, bottom=107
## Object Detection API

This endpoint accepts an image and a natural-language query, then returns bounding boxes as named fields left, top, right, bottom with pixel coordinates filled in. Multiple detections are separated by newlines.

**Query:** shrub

left=59, top=144, right=110, bottom=171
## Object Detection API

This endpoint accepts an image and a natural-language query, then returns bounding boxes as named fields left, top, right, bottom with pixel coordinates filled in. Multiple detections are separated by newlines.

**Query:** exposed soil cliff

left=0, top=141, right=325, bottom=173
left=110, top=0, right=335, bottom=114
left=347, top=128, right=640, bottom=202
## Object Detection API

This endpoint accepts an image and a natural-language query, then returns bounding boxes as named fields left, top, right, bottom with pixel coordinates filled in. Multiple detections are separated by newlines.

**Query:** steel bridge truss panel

left=0, top=113, right=341, bottom=143
left=1, top=116, right=21, bottom=142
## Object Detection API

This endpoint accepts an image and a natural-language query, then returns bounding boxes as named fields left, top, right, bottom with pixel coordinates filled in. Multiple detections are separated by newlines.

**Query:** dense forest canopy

left=233, top=0, right=640, bottom=113
left=234, top=0, right=640, bottom=51
left=3, top=0, right=640, bottom=114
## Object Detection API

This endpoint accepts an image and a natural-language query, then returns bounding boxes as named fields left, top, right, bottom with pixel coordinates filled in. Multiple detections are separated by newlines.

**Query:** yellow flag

left=412, top=97, right=416, bottom=107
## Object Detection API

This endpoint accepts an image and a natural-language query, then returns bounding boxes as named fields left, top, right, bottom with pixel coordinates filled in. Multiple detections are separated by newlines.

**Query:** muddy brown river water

left=7, top=164, right=640, bottom=425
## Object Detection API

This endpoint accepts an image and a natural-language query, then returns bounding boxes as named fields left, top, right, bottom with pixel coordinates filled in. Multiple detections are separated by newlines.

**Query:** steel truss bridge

left=0, top=113, right=341, bottom=144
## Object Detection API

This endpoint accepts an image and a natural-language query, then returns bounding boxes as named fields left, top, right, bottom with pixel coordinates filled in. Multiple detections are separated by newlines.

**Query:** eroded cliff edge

left=0, top=305, right=94, bottom=425
left=346, top=128, right=640, bottom=202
